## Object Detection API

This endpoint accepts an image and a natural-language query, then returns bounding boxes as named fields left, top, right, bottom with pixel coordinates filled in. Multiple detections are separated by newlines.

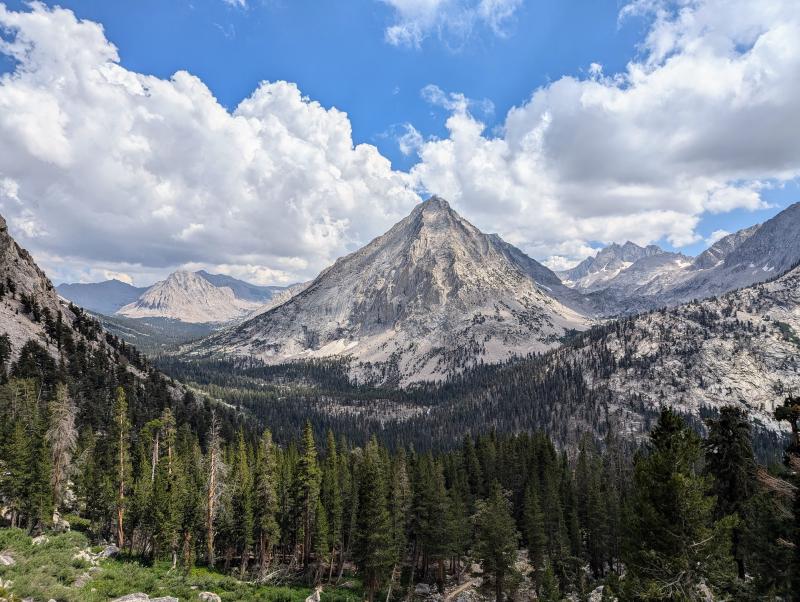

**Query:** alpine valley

left=3, top=196, right=800, bottom=601
left=36, top=196, right=800, bottom=449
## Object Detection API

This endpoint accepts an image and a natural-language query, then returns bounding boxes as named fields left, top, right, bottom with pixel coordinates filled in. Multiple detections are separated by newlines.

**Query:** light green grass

left=0, top=528, right=362, bottom=602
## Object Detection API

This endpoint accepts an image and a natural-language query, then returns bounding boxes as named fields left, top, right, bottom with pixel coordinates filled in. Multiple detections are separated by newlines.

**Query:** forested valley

left=1, top=303, right=800, bottom=601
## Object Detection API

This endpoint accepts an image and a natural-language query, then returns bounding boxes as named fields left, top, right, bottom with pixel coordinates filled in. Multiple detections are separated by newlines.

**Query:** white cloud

left=380, top=0, right=522, bottom=48
left=410, top=0, right=800, bottom=265
left=103, top=270, right=134, bottom=285
left=421, top=84, right=494, bottom=115
left=706, top=229, right=731, bottom=246
left=1, top=0, right=799, bottom=284
left=0, top=2, right=418, bottom=285
left=397, top=123, right=424, bottom=156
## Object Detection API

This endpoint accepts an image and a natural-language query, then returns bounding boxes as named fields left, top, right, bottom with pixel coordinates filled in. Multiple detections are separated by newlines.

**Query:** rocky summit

left=190, top=197, right=589, bottom=384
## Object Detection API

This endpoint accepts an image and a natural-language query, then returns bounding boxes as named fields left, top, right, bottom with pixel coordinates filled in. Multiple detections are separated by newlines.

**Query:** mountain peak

left=193, top=198, right=587, bottom=384
left=420, top=195, right=451, bottom=212
left=118, top=269, right=263, bottom=323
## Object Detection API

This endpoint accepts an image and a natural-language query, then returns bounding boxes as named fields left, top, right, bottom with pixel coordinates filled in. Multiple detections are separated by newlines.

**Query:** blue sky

left=4, top=0, right=641, bottom=169
left=0, top=0, right=797, bottom=284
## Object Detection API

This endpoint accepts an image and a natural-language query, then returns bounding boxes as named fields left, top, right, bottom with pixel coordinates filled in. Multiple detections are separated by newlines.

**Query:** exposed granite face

left=558, top=203, right=800, bottom=317
left=557, top=263, right=800, bottom=435
left=190, top=197, right=590, bottom=385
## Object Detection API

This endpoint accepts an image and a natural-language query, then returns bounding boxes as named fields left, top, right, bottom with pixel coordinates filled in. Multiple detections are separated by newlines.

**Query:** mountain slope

left=691, top=224, right=761, bottom=270
left=118, top=270, right=267, bottom=323
left=57, top=279, right=147, bottom=315
left=661, top=203, right=800, bottom=302
left=195, top=270, right=285, bottom=303
left=560, top=263, right=800, bottom=432
left=560, top=203, right=800, bottom=315
left=191, top=197, right=589, bottom=384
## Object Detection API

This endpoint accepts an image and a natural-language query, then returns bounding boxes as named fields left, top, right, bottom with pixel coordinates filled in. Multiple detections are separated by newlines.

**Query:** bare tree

left=46, top=383, right=78, bottom=511
left=205, top=411, right=227, bottom=567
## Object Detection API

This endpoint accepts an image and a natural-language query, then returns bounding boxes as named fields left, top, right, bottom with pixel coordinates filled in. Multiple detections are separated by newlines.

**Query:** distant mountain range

left=557, top=202, right=800, bottom=315
left=58, top=270, right=289, bottom=324
left=56, top=279, right=148, bottom=316
left=3, top=197, right=800, bottom=441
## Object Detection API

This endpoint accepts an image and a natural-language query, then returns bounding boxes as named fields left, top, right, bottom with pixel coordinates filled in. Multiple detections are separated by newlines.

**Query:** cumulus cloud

left=103, top=270, right=134, bottom=285
left=0, top=2, right=418, bottom=285
left=380, top=0, right=522, bottom=48
left=410, top=0, right=800, bottom=265
left=1, top=0, right=799, bottom=285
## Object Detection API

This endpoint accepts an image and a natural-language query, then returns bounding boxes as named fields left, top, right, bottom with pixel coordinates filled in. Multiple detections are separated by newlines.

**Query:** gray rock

left=52, top=510, right=70, bottom=533
left=98, top=544, right=121, bottom=558
left=111, top=594, right=150, bottom=602
left=31, top=535, right=48, bottom=546
left=414, top=583, right=431, bottom=596
left=151, top=598, right=179, bottom=602
left=199, top=593, right=222, bottom=602
left=73, top=550, right=95, bottom=565
left=588, top=586, right=605, bottom=602
left=0, top=553, right=14, bottom=566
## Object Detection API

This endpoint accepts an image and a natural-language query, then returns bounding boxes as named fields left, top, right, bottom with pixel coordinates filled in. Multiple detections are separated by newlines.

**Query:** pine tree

left=623, top=407, right=736, bottom=599
left=523, top=482, right=546, bottom=572
left=473, top=482, right=520, bottom=602
left=354, top=438, right=394, bottom=602
left=537, top=561, right=561, bottom=602
left=254, top=429, right=280, bottom=574
left=296, top=421, right=322, bottom=567
left=46, top=383, right=77, bottom=512
left=4, top=420, right=31, bottom=528
left=112, top=386, right=132, bottom=548
left=447, top=486, right=470, bottom=583
left=321, top=430, right=343, bottom=582
left=205, top=411, right=226, bottom=567
left=231, top=430, right=254, bottom=576
left=703, top=406, right=757, bottom=580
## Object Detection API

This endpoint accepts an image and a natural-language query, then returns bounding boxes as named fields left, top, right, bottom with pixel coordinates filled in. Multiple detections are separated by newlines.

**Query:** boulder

left=0, top=553, right=14, bottom=567
left=111, top=594, right=150, bottom=602
left=98, top=544, right=120, bottom=558
left=52, top=510, right=70, bottom=533
left=588, top=586, right=605, bottom=602
left=31, top=535, right=48, bottom=546
left=199, top=593, right=222, bottom=602
left=151, top=598, right=179, bottom=602
left=414, top=583, right=431, bottom=596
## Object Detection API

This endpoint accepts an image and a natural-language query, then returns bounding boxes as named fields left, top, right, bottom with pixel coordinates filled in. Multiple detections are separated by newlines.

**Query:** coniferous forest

left=1, top=311, right=800, bottom=601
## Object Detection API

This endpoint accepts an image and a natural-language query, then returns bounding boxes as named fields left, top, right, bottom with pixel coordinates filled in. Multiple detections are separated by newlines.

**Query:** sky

left=0, top=0, right=798, bottom=286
